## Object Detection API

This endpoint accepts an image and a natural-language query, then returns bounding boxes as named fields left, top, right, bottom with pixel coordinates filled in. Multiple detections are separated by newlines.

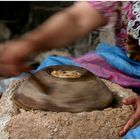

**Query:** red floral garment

left=89, top=1, right=140, bottom=50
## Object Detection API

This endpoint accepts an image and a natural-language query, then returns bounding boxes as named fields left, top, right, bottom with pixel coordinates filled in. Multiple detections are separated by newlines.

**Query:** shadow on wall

left=0, top=1, right=73, bottom=36
left=0, top=1, right=30, bottom=36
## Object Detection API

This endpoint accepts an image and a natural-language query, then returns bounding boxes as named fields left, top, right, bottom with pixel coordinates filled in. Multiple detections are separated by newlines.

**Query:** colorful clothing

left=36, top=43, right=140, bottom=88
left=89, top=1, right=140, bottom=50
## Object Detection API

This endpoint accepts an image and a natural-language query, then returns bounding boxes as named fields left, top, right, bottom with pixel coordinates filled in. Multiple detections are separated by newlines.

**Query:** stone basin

left=12, top=65, right=114, bottom=113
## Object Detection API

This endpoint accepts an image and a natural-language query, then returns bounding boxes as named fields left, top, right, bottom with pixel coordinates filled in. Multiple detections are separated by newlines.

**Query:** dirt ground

left=6, top=106, right=133, bottom=139
left=0, top=79, right=135, bottom=139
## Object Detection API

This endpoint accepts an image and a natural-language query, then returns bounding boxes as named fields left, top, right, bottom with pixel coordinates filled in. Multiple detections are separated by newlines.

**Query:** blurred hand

left=0, top=39, right=34, bottom=77
left=119, top=96, right=140, bottom=136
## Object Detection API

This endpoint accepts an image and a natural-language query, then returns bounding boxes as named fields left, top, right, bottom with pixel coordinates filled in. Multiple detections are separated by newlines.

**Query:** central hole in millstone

left=51, top=70, right=82, bottom=78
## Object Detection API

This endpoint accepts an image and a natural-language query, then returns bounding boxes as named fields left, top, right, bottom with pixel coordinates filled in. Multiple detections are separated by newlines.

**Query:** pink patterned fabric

left=89, top=1, right=119, bottom=17
left=72, top=53, right=140, bottom=88
left=89, top=1, right=140, bottom=50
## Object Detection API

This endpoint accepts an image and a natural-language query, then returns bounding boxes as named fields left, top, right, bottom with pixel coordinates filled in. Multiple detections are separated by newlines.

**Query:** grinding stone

left=12, top=65, right=114, bottom=112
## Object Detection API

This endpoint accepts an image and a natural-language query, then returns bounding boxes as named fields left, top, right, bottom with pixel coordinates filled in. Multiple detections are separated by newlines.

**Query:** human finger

left=119, top=111, right=140, bottom=136
left=122, top=96, right=138, bottom=105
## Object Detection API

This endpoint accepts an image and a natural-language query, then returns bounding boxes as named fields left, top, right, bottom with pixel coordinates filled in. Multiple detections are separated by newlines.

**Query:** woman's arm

left=0, top=2, right=107, bottom=76
left=23, top=2, right=108, bottom=51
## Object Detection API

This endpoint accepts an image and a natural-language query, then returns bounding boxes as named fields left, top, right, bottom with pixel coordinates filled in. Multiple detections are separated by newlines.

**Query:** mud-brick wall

left=0, top=1, right=99, bottom=57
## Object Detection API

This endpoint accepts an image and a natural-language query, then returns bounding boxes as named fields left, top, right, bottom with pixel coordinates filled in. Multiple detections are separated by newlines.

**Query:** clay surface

left=7, top=107, right=133, bottom=139
left=3, top=80, right=136, bottom=139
